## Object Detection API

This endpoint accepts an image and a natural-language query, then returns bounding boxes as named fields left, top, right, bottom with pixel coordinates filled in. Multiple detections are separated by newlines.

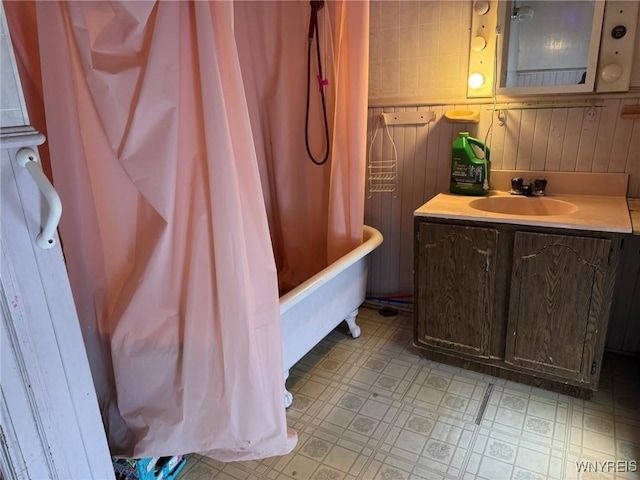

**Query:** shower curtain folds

left=235, top=0, right=370, bottom=294
left=4, top=0, right=369, bottom=461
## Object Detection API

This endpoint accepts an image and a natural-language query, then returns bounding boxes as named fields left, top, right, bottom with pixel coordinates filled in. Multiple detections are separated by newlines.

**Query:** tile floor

left=176, top=306, right=640, bottom=480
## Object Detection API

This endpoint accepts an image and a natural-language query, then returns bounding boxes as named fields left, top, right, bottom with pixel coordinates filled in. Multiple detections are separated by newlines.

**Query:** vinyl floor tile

left=176, top=307, right=640, bottom=480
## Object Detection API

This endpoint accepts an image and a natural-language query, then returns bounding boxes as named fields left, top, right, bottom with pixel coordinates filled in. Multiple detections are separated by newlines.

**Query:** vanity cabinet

left=414, top=219, right=619, bottom=397
left=505, top=232, right=612, bottom=384
left=415, top=223, right=498, bottom=357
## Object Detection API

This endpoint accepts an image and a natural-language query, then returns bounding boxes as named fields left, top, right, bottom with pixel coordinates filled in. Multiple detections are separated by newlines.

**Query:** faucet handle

left=511, top=177, right=523, bottom=194
left=533, top=178, right=547, bottom=195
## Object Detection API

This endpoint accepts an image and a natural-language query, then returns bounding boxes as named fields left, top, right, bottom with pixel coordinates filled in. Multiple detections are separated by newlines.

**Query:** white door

left=1, top=129, right=115, bottom=480
left=1, top=6, right=115, bottom=479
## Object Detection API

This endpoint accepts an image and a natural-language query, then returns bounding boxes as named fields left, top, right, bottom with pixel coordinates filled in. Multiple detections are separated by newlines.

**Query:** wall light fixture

left=467, top=0, right=497, bottom=98
left=468, top=73, right=486, bottom=89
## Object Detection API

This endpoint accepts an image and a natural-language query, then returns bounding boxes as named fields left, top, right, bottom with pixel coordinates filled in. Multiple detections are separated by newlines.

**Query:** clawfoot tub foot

left=345, top=308, right=361, bottom=338
left=284, top=389, right=293, bottom=409
left=284, top=370, right=293, bottom=408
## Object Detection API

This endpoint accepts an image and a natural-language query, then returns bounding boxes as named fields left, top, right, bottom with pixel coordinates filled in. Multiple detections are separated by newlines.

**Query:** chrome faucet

left=511, top=177, right=547, bottom=196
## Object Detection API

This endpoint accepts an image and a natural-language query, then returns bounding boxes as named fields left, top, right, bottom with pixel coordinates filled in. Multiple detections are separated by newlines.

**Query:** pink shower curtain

left=235, top=1, right=369, bottom=293
left=5, top=0, right=368, bottom=460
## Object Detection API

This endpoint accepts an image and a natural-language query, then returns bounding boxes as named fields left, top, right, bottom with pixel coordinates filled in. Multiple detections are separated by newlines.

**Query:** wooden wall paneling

left=609, top=98, right=638, bottom=173
left=452, top=106, right=471, bottom=141
left=364, top=107, right=376, bottom=295
left=475, top=104, right=491, bottom=143
left=592, top=99, right=621, bottom=173
left=530, top=108, right=552, bottom=171
left=435, top=111, right=454, bottom=194
left=446, top=117, right=464, bottom=190
left=575, top=107, right=599, bottom=172
left=453, top=105, right=470, bottom=137
left=412, top=113, right=428, bottom=205
left=625, top=120, right=640, bottom=197
left=544, top=107, right=569, bottom=171
left=374, top=112, right=404, bottom=291
left=559, top=107, right=584, bottom=171
left=402, top=120, right=423, bottom=298
left=468, top=103, right=497, bottom=175
left=486, top=108, right=506, bottom=171
left=424, top=106, right=441, bottom=200
left=365, top=107, right=385, bottom=295
left=515, top=109, right=537, bottom=170
left=396, top=107, right=415, bottom=295
left=378, top=106, right=398, bottom=295
left=502, top=108, right=522, bottom=170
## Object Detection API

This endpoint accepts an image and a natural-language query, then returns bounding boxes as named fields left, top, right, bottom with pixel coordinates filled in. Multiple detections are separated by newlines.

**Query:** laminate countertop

left=415, top=191, right=632, bottom=234
left=629, top=198, right=640, bottom=235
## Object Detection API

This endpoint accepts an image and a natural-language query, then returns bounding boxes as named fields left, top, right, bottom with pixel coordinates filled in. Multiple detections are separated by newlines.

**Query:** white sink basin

left=469, top=196, right=579, bottom=216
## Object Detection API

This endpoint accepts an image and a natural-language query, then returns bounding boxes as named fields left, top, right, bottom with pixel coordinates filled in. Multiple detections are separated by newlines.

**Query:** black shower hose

left=305, top=7, right=330, bottom=166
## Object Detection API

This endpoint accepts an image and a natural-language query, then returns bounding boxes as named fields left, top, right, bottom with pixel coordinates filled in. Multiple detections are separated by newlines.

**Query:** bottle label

left=451, top=158, right=484, bottom=187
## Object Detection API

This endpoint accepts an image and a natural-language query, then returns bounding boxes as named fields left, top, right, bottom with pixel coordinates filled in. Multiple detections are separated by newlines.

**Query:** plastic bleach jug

left=449, top=132, right=491, bottom=196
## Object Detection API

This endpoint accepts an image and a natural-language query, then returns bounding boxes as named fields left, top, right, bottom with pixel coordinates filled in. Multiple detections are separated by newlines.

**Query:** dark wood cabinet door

left=415, top=223, right=498, bottom=357
left=505, top=232, right=611, bottom=383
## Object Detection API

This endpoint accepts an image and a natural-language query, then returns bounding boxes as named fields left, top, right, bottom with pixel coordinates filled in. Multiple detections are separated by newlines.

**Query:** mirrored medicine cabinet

left=467, top=0, right=640, bottom=97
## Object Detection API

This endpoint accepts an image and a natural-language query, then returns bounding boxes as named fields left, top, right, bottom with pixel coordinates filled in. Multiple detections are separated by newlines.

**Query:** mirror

left=496, top=0, right=605, bottom=95
left=467, top=0, right=640, bottom=97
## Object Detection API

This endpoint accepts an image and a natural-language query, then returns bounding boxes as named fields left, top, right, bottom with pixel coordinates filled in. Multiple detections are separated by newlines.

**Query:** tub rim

left=279, top=225, right=383, bottom=313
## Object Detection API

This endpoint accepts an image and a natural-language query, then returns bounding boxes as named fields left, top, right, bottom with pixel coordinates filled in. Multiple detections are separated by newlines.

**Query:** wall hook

left=497, top=109, right=507, bottom=126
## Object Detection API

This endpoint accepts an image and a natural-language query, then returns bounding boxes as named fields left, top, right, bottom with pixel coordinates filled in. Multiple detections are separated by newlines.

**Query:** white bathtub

left=280, top=225, right=383, bottom=407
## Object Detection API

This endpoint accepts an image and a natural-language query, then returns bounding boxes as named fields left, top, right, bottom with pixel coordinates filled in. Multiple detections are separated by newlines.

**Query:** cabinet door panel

left=505, top=232, right=610, bottom=383
left=416, top=223, right=497, bottom=357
